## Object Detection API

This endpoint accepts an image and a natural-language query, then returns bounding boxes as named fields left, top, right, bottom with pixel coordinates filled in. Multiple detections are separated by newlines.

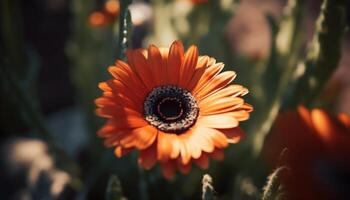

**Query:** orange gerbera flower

left=95, top=40, right=252, bottom=178
left=265, top=106, right=350, bottom=200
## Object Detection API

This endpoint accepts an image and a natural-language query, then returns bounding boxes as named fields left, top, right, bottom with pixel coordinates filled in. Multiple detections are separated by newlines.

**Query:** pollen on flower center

left=144, top=85, right=199, bottom=133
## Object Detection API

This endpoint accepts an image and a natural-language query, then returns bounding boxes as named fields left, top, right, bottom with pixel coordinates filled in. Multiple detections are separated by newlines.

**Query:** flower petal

left=148, top=45, right=166, bottom=86
left=167, top=40, right=184, bottom=85
left=178, top=134, right=192, bottom=164
left=207, top=128, right=229, bottom=148
left=157, top=131, right=174, bottom=161
left=197, top=113, right=240, bottom=129
left=160, top=161, right=176, bottom=179
left=98, top=82, right=112, bottom=92
left=219, top=127, right=245, bottom=143
left=177, top=159, right=191, bottom=174
left=190, top=63, right=224, bottom=93
left=199, top=84, right=248, bottom=104
left=200, top=97, right=244, bottom=116
left=169, top=134, right=181, bottom=159
left=126, top=49, right=155, bottom=90
left=179, top=45, right=198, bottom=87
left=120, top=125, right=157, bottom=149
left=195, top=71, right=237, bottom=100
left=114, top=146, right=133, bottom=157
left=195, top=155, right=209, bottom=169
left=210, top=149, right=224, bottom=160
left=190, top=126, right=215, bottom=153
left=138, top=143, right=157, bottom=169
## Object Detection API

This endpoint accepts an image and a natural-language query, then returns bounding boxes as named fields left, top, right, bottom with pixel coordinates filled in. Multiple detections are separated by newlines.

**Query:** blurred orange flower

left=89, top=0, right=120, bottom=27
left=95, top=40, right=252, bottom=179
left=191, top=0, right=208, bottom=4
left=265, top=106, right=350, bottom=200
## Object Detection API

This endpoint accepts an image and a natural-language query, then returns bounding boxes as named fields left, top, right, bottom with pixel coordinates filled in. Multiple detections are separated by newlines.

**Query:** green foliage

left=286, top=0, right=347, bottom=107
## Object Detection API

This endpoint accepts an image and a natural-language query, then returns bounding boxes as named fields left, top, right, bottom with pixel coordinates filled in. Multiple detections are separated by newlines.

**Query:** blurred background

left=1, top=0, right=349, bottom=199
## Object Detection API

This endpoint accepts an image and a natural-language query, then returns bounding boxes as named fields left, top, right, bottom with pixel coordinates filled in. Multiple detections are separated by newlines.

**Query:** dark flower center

left=157, top=97, right=184, bottom=121
left=144, top=85, right=199, bottom=133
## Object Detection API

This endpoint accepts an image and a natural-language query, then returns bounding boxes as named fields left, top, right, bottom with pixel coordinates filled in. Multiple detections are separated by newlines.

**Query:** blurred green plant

left=261, top=167, right=288, bottom=200
left=106, top=175, right=126, bottom=200
left=286, top=0, right=347, bottom=107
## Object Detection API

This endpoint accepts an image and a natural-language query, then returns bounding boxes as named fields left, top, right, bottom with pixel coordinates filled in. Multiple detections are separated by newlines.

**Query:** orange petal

left=197, top=113, right=239, bottom=129
left=199, top=97, right=244, bottom=116
left=95, top=106, right=141, bottom=119
left=178, top=135, right=192, bottom=164
left=186, top=66, right=207, bottom=91
left=97, top=121, right=128, bottom=137
left=207, top=128, right=229, bottom=148
left=210, top=149, right=224, bottom=161
left=179, top=45, right=198, bottom=87
left=138, top=143, right=157, bottom=169
left=177, top=159, right=192, bottom=174
left=196, top=71, right=237, bottom=100
left=106, top=80, right=143, bottom=105
left=197, top=56, right=210, bottom=69
left=112, top=114, right=148, bottom=128
left=114, top=60, right=148, bottom=92
left=193, top=154, right=209, bottom=169
left=160, top=161, right=176, bottom=179
left=169, top=134, right=181, bottom=159
left=207, top=57, right=216, bottom=66
left=98, top=82, right=112, bottom=92
left=230, top=110, right=251, bottom=121
left=157, top=131, right=174, bottom=161
left=199, top=84, right=248, bottom=104
left=148, top=45, right=165, bottom=86
left=114, top=146, right=133, bottom=157
left=113, top=94, right=142, bottom=112
left=95, top=97, right=116, bottom=107
left=126, top=49, right=155, bottom=90
left=167, top=40, right=184, bottom=85
left=120, top=125, right=157, bottom=149
left=96, top=93, right=141, bottom=112
left=190, top=126, right=215, bottom=153
left=186, top=135, right=202, bottom=159
left=219, top=127, right=245, bottom=143
left=190, top=63, right=224, bottom=94
left=104, top=132, right=125, bottom=147
left=185, top=129, right=202, bottom=159
left=102, top=91, right=113, bottom=98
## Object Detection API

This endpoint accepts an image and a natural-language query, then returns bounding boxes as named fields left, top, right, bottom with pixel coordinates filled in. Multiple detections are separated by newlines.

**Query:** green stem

left=117, top=0, right=133, bottom=60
